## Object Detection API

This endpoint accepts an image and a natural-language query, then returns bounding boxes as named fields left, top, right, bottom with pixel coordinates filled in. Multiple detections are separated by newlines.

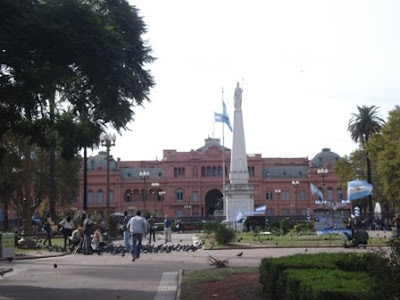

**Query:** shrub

left=214, top=223, right=235, bottom=245
left=282, top=268, right=378, bottom=300
left=202, top=221, right=219, bottom=234
left=280, top=218, right=291, bottom=235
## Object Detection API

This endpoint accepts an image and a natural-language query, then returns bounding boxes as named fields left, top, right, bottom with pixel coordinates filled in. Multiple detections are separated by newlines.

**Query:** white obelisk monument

left=224, top=82, right=254, bottom=225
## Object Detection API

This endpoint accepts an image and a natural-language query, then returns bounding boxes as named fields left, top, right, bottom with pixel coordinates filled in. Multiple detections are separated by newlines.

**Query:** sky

left=97, top=0, right=400, bottom=162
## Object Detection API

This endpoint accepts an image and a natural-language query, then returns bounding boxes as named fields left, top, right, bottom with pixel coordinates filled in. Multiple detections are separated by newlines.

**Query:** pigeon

left=236, top=251, right=243, bottom=257
left=53, top=263, right=57, bottom=269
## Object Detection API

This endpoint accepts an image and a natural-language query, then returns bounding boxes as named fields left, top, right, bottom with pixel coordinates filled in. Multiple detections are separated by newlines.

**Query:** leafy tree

left=348, top=105, right=385, bottom=213
left=368, top=106, right=400, bottom=212
left=0, top=0, right=155, bottom=227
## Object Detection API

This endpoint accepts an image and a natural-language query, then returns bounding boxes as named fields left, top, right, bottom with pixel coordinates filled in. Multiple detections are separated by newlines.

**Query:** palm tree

left=348, top=105, right=385, bottom=213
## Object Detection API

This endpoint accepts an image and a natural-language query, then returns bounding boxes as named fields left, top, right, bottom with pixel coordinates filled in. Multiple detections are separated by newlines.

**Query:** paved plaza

left=0, top=231, right=383, bottom=300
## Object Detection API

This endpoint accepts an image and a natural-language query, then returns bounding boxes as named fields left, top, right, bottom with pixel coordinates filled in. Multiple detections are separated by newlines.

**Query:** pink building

left=78, top=138, right=349, bottom=221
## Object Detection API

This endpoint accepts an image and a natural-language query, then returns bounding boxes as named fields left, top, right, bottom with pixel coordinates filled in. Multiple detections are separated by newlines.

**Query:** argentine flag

left=256, top=205, right=267, bottom=212
left=214, top=100, right=233, bottom=131
left=347, top=180, right=373, bottom=201
left=310, top=183, right=324, bottom=201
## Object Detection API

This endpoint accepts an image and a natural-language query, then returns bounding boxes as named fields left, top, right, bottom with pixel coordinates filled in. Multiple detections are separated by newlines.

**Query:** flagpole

left=222, top=87, right=226, bottom=217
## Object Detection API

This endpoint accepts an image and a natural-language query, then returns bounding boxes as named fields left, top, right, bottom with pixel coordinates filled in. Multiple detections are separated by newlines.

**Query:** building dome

left=311, top=148, right=341, bottom=169
left=87, top=151, right=118, bottom=171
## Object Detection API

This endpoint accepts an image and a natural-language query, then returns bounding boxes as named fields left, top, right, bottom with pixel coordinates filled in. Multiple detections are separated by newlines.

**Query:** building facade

left=78, top=138, right=349, bottom=220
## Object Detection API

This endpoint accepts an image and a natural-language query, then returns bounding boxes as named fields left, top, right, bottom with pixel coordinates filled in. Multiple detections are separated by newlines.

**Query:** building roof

left=311, top=148, right=341, bottom=169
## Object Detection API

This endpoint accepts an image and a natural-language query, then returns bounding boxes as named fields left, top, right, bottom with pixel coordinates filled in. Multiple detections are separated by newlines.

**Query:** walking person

left=59, top=215, right=74, bottom=250
left=42, top=214, right=53, bottom=247
left=83, top=213, right=94, bottom=255
left=164, top=215, right=172, bottom=243
left=147, top=215, right=156, bottom=244
left=126, top=211, right=148, bottom=261
left=122, top=211, right=132, bottom=256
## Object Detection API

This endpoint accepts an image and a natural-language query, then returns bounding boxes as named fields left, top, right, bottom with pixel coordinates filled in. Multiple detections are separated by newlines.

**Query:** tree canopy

left=0, top=0, right=155, bottom=158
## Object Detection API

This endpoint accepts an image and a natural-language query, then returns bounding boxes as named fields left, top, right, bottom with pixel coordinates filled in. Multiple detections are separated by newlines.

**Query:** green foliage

left=283, top=268, right=377, bottom=300
left=369, top=106, right=400, bottom=211
left=260, top=252, right=390, bottom=299
left=0, top=0, right=155, bottom=161
left=280, top=218, right=290, bottom=235
left=202, top=221, right=220, bottom=234
left=293, top=222, right=314, bottom=234
left=214, top=223, right=235, bottom=245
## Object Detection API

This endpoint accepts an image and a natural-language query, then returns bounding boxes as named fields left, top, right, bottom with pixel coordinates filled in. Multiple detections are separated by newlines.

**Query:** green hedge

left=260, top=252, right=388, bottom=299
left=282, top=268, right=377, bottom=300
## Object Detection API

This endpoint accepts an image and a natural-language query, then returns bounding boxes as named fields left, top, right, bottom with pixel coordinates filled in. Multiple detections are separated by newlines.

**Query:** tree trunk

left=49, top=93, right=57, bottom=221
left=366, top=154, right=373, bottom=214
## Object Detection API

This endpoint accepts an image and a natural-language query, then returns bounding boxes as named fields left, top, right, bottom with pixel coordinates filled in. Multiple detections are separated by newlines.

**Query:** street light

left=317, top=168, right=328, bottom=199
left=291, top=180, right=300, bottom=217
left=158, top=190, right=166, bottom=217
left=140, top=171, right=150, bottom=211
left=274, top=189, right=281, bottom=217
left=151, top=182, right=160, bottom=214
left=100, top=132, right=116, bottom=217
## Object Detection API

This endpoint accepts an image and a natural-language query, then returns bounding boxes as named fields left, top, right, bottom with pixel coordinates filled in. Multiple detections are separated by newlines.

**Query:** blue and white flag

left=214, top=100, right=232, bottom=131
left=310, top=183, right=324, bottom=201
left=256, top=205, right=267, bottom=212
left=347, top=180, right=373, bottom=201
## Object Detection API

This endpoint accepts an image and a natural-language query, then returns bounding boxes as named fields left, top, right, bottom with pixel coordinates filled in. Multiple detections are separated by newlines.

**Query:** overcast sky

left=98, top=0, right=400, bottom=162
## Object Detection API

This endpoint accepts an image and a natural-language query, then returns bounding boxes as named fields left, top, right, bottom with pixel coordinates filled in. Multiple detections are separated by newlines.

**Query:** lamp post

left=317, top=168, right=328, bottom=199
left=159, top=190, right=166, bottom=217
left=151, top=182, right=159, bottom=214
left=274, top=189, right=281, bottom=217
left=140, top=171, right=150, bottom=211
left=100, top=132, right=116, bottom=218
left=291, top=180, right=300, bottom=218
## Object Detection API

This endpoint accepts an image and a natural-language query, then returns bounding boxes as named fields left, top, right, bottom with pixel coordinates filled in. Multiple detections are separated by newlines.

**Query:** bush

left=282, top=268, right=378, bottom=300
left=260, top=252, right=388, bottom=299
left=214, top=223, right=235, bottom=245
left=280, top=218, right=290, bottom=235
left=202, top=221, right=220, bottom=234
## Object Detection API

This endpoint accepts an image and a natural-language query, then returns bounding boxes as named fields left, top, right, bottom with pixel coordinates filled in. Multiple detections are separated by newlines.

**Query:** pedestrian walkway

left=154, top=271, right=179, bottom=300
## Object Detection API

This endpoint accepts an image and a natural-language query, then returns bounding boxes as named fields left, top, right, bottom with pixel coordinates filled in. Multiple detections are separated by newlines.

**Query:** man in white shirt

left=126, top=211, right=148, bottom=261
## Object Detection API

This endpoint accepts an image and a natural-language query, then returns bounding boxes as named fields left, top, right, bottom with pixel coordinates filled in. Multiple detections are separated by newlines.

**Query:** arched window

left=201, top=166, right=206, bottom=177
left=110, top=190, right=114, bottom=203
left=176, top=188, right=183, bottom=201
left=298, top=190, right=307, bottom=201
left=217, top=166, right=223, bottom=177
left=206, top=166, right=212, bottom=177
left=87, top=190, right=94, bottom=204
left=327, top=187, right=334, bottom=201
left=282, top=190, right=290, bottom=201
left=337, top=188, right=343, bottom=200
left=97, top=189, right=103, bottom=203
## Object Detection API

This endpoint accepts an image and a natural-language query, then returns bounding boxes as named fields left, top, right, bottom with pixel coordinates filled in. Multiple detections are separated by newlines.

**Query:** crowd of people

left=32, top=211, right=186, bottom=256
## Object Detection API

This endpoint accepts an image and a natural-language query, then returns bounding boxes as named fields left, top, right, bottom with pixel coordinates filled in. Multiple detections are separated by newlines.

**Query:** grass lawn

left=201, top=231, right=390, bottom=249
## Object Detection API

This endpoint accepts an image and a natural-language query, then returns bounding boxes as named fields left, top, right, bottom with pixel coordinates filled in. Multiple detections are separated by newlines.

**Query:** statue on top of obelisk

left=234, top=82, right=242, bottom=109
